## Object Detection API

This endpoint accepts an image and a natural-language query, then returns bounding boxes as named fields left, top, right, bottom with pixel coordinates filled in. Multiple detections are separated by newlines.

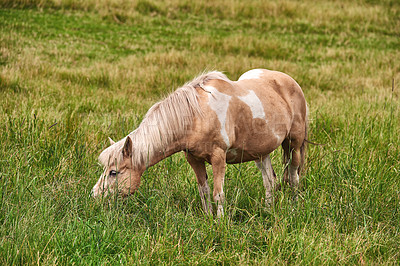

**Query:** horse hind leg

left=255, top=155, right=277, bottom=207
left=282, top=139, right=291, bottom=184
left=289, top=146, right=301, bottom=189
left=282, top=137, right=305, bottom=200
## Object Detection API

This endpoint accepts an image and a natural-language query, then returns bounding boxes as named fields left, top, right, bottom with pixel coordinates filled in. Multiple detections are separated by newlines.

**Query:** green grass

left=1, top=0, right=399, bottom=264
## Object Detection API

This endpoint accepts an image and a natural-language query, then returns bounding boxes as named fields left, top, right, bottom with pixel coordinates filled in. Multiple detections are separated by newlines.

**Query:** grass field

left=1, top=0, right=399, bottom=264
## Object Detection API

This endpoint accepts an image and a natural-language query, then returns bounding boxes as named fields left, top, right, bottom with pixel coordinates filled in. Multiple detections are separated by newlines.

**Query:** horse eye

left=109, top=170, right=118, bottom=177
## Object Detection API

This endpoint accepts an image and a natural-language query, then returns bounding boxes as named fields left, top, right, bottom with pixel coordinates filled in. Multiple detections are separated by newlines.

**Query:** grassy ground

left=1, top=0, right=399, bottom=264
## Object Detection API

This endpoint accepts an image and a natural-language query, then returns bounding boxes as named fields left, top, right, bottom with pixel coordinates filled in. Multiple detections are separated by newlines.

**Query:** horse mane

left=99, top=71, right=231, bottom=168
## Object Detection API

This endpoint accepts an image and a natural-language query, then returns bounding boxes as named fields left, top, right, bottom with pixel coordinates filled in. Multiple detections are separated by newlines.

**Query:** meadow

left=0, top=0, right=399, bottom=264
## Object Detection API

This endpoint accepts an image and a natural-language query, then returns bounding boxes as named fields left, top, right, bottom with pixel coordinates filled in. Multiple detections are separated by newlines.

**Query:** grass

left=0, top=0, right=399, bottom=264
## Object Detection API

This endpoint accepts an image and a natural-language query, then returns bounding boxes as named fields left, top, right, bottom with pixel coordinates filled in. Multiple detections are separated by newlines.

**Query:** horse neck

left=130, top=126, right=185, bottom=171
left=146, top=141, right=183, bottom=168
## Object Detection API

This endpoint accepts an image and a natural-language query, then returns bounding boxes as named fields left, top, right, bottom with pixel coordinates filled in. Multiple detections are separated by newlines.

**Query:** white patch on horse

left=238, top=90, right=266, bottom=120
left=92, top=168, right=107, bottom=197
left=227, top=148, right=237, bottom=157
left=275, top=134, right=281, bottom=144
left=237, top=69, right=264, bottom=81
left=272, top=130, right=281, bottom=143
left=205, top=85, right=231, bottom=147
left=226, top=148, right=238, bottom=162
left=92, top=182, right=99, bottom=197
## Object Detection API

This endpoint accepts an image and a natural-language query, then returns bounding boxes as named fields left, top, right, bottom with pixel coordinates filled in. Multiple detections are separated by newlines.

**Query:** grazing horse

left=92, top=69, right=308, bottom=217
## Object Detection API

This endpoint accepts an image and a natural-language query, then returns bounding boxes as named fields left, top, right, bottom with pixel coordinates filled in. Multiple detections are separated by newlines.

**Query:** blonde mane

left=99, top=71, right=231, bottom=168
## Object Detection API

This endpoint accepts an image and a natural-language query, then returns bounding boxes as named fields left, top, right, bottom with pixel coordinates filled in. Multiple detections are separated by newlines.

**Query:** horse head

left=92, top=136, right=142, bottom=197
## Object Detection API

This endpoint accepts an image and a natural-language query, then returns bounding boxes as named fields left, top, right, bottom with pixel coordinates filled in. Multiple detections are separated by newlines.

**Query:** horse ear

left=108, top=137, right=115, bottom=145
left=122, top=136, right=133, bottom=158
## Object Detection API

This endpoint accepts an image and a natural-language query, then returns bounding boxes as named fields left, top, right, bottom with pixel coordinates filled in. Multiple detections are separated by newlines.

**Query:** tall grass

left=0, top=0, right=399, bottom=264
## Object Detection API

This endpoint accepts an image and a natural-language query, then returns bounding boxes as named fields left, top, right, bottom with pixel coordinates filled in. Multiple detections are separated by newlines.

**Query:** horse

left=92, top=69, right=308, bottom=217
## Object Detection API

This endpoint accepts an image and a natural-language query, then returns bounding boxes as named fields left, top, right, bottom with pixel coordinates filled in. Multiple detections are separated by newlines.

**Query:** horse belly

left=225, top=148, right=262, bottom=163
left=224, top=117, right=286, bottom=164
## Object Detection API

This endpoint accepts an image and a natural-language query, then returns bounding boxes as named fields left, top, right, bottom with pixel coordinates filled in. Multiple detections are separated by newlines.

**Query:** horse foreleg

left=210, top=148, right=226, bottom=218
left=185, top=152, right=212, bottom=215
left=255, top=155, right=276, bottom=207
